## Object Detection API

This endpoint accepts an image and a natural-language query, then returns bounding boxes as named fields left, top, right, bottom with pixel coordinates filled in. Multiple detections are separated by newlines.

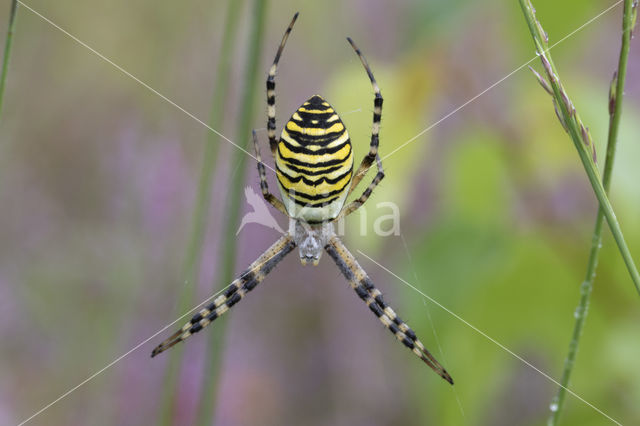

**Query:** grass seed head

left=529, top=66, right=553, bottom=95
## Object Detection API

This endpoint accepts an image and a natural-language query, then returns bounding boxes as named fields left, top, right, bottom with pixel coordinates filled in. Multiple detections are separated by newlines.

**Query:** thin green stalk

left=520, top=0, right=640, bottom=295
left=549, top=2, right=637, bottom=424
left=157, top=1, right=244, bottom=424
left=196, top=0, right=269, bottom=424
left=0, top=0, right=18, bottom=119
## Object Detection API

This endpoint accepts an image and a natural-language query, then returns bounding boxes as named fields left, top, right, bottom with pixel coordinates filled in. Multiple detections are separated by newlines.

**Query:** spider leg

left=267, top=12, right=299, bottom=157
left=253, top=129, right=288, bottom=216
left=338, top=37, right=385, bottom=219
left=325, top=236, right=453, bottom=385
left=151, top=234, right=296, bottom=357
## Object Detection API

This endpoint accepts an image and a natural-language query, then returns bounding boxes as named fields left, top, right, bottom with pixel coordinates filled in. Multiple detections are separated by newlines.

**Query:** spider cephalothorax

left=152, top=12, right=453, bottom=385
left=292, top=220, right=334, bottom=266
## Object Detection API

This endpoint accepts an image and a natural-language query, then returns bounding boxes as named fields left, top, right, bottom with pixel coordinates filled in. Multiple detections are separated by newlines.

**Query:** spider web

left=11, top=1, right=626, bottom=424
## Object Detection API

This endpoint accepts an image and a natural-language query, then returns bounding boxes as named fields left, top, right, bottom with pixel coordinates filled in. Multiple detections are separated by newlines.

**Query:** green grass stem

left=157, top=1, right=244, bottom=424
left=195, top=0, right=269, bottom=424
left=520, top=0, right=640, bottom=295
left=548, top=2, right=637, bottom=424
left=0, top=0, right=18, bottom=120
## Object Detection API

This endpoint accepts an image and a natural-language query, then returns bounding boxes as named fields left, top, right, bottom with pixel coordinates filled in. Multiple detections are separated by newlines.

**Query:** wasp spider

left=152, top=12, right=453, bottom=385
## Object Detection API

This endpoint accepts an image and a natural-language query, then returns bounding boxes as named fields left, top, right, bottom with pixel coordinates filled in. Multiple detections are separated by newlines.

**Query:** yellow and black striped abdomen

left=276, top=95, right=353, bottom=223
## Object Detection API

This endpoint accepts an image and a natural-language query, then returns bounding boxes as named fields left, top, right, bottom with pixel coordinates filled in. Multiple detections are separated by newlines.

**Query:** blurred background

left=1, top=0, right=639, bottom=425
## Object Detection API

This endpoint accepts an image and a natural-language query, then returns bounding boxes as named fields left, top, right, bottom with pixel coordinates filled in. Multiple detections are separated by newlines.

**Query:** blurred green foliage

left=1, top=0, right=639, bottom=425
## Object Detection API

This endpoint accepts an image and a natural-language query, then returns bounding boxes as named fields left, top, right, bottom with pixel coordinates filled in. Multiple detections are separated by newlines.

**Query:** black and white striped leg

left=325, top=236, right=454, bottom=385
left=253, top=130, right=288, bottom=216
left=267, top=12, right=299, bottom=156
left=339, top=37, right=385, bottom=218
left=151, top=235, right=296, bottom=357
left=357, top=273, right=449, bottom=379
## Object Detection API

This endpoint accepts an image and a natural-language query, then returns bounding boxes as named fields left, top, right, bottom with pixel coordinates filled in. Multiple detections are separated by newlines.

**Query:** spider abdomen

left=276, top=95, right=353, bottom=223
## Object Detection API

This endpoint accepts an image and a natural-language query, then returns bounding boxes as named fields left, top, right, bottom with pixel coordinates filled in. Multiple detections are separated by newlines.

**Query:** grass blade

left=0, top=0, right=18, bottom=120
left=157, top=1, right=245, bottom=424
left=195, top=0, right=269, bottom=424
left=519, top=0, right=640, bottom=295
left=548, top=2, right=638, bottom=424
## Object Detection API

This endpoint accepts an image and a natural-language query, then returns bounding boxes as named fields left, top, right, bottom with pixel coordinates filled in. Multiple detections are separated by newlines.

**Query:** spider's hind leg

left=325, top=236, right=453, bottom=385
left=151, top=234, right=296, bottom=357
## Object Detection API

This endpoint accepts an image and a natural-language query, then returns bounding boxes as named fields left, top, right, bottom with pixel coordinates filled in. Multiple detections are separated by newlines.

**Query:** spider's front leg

left=255, top=12, right=298, bottom=216
left=151, top=234, right=296, bottom=357
left=267, top=12, right=298, bottom=156
left=337, top=37, right=385, bottom=220
left=325, top=236, right=453, bottom=385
